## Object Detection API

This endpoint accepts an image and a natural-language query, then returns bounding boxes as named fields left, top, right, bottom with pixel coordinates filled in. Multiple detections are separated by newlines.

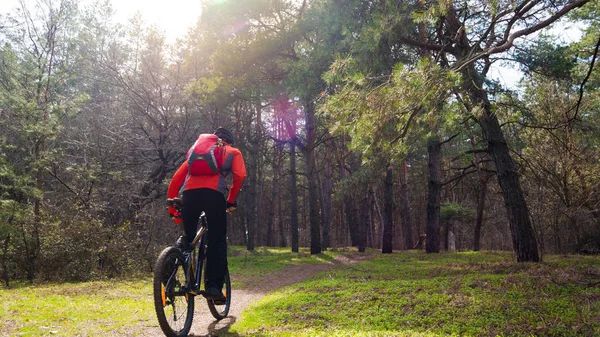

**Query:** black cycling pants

left=182, top=188, right=227, bottom=290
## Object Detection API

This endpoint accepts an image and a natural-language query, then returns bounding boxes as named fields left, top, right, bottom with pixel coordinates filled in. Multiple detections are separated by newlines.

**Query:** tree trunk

left=246, top=143, right=258, bottom=251
left=358, top=190, right=369, bottom=252
left=265, top=167, right=278, bottom=247
left=339, top=201, right=347, bottom=246
left=415, top=234, right=427, bottom=250
left=373, top=188, right=385, bottom=249
left=426, top=138, right=442, bottom=254
left=474, top=84, right=540, bottom=262
left=301, top=188, right=308, bottom=247
left=245, top=98, right=264, bottom=251
left=344, top=196, right=358, bottom=246
left=382, top=165, right=394, bottom=253
left=368, top=188, right=377, bottom=248
left=465, top=119, right=489, bottom=252
left=444, top=223, right=449, bottom=251
left=256, top=149, right=265, bottom=246
left=399, top=161, right=413, bottom=249
left=444, top=223, right=456, bottom=250
left=447, top=227, right=456, bottom=251
left=303, top=99, right=322, bottom=255
left=278, top=190, right=287, bottom=247
left=338, top=154, right=358, bottom=247
left=21, top=223, right=36, bottom=282
left=320, top=160, right=332, bottom=249
left=289, top=139, right=299, bottom=252
left=473, top=181, right=487, bottom=251
left=241, top=202, right=249, bottom=246
left=273, top=146, right=286, bottom=248
left=2, top=234, right=10, bottom=287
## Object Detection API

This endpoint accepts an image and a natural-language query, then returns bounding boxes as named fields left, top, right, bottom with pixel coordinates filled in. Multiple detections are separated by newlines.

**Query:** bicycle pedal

left=212, top=299, right=226, bottom=305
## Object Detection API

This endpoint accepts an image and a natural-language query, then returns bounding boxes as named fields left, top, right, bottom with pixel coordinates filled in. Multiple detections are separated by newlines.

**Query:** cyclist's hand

left=167, top=198, right=183, bottom=224
left=226, top=201, right=237, bottom=213
left=167, top=206, right=182, bottom=224
left=168, top=206, right=180, bottom=216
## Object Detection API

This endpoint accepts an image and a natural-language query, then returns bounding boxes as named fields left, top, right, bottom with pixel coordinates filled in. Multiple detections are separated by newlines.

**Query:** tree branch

left=441, top=132, right=460, bottom=145
left=573, top=34, right=600, bottom=120
left=397, top=36, right=457, bottom=54
left=391, top=107, right=421, bottom=145
left=465, top=148, right=490, bottom=154
left=456, top=0, right=592, bottom=71
left=442, top=169, right=477, bottom=186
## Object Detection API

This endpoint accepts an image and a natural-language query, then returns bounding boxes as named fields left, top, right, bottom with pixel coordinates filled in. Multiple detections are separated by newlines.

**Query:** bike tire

left=207, top=266, right=231, bottom=320
left=153, top=246, right=195, bottom=337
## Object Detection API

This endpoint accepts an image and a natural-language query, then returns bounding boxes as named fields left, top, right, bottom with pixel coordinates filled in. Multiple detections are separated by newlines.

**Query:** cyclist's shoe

left=175, top=236, right=193, bottom=252
left=204, top=287, right=226, bottom=303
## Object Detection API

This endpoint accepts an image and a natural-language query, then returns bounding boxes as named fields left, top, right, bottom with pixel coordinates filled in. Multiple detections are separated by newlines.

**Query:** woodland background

left=0, top=0, right=599, bottom=285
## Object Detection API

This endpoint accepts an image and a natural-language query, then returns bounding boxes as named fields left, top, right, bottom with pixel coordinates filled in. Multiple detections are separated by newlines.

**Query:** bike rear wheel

left=153, top=247, right=194, bottom=337
left=207, top=266, right=231, bottom=320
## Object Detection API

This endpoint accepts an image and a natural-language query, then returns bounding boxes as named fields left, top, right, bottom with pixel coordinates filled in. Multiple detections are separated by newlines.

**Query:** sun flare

left=115, top=0, right=202, bottom=41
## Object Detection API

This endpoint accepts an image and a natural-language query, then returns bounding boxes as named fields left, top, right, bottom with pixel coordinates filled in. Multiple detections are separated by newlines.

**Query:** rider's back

left=167, top=144, right=246, bottom=204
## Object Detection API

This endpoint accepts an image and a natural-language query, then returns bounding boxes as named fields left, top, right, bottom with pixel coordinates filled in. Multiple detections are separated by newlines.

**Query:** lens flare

left=222, top=21, right=249, bottom=38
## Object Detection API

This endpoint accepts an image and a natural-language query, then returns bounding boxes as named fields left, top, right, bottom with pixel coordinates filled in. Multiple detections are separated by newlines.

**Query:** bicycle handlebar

left=167, top=198, right=183, bottom=208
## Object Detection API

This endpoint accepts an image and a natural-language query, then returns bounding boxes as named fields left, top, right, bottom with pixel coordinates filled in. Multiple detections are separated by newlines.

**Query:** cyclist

left=167, top=127, right=246, bottom=302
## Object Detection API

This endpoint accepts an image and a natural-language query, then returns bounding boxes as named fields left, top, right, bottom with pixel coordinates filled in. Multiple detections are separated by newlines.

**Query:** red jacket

left=168, top=143, right=247, bottom=204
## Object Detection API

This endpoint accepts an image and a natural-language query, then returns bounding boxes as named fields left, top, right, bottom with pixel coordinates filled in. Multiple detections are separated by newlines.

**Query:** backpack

left=186, top=134, right=225, bottom=175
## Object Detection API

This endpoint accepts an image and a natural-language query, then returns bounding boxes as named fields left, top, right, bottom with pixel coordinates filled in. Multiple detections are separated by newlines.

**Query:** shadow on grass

left=314, top=252, right=336, bottom=264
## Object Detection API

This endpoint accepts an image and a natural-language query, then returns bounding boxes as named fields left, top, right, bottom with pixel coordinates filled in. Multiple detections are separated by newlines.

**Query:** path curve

left=137, top=253, right=372, bottom=337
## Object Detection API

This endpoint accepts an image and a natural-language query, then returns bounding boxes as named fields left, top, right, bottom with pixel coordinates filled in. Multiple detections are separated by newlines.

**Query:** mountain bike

left=153, top=199, right=231, bottom=337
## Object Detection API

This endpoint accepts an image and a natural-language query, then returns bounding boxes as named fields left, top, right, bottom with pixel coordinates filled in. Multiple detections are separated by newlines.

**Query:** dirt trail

left=138, top=253, right=373, bottom=337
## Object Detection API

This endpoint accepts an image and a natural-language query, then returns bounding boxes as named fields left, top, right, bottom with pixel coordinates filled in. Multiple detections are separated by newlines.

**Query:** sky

left=0, top=0, right=203, bottom=42
left=489, top=20, right=584, bottom=88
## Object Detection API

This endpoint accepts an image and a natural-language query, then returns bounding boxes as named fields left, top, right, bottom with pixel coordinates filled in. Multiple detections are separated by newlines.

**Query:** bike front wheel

left=207, top=267, right=231, bottom=320
left=153, top=246, right=195, bottom=337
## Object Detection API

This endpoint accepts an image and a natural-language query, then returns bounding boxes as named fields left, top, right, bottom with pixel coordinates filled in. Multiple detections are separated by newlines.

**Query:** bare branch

left=573, top=35, right=600, bottom=120
left=456, top=0, right=592, bottom=71
left=442, top=169, right=477, bottom=186
left=441, top=132, right=460, bottom=145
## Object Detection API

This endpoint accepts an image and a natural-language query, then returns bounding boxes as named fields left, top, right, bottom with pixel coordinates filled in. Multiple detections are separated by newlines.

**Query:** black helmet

left=214, top=127, right=234, bottom=145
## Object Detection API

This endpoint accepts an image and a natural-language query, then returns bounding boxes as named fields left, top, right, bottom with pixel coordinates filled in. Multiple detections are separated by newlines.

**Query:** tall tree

left=399, top=161, right=413, bottom=249
left=382, top=165, right=394, bottom=253
left=0, top=0, right=83, bottom=281
left=380, top=0, right=591, bottom=261
left=303, top=98, right=322, bottom=254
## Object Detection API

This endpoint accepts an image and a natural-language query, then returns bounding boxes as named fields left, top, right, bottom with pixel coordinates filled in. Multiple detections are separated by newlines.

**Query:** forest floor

left=2, top=249, right=598, bottom=337
left=135, top=251, right=376, bottom=337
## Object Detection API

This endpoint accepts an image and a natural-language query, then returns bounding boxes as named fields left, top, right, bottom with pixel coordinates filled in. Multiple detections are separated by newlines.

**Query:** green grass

left=0, top=246, right=343, bottom=336
left=0, top=279, right=155, bottom=336
left=1, top=249, right=598, bottom=337
left=229, top=251, right=600, bottom=337
left=227, top=246, right=345, bottom=288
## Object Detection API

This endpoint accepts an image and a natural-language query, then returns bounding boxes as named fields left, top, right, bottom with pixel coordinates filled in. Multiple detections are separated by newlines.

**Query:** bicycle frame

left=185, top=212, right=209, bottom=296
left=154, top=207, right=231, bottom=336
